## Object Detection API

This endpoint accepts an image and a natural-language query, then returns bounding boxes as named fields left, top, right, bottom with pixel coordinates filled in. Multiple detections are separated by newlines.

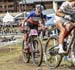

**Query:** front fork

left=67, top=30, right=75, bottom=55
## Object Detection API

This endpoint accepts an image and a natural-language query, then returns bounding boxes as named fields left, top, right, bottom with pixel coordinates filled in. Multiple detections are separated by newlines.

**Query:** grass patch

left=0, top=42, right=22, bottom=64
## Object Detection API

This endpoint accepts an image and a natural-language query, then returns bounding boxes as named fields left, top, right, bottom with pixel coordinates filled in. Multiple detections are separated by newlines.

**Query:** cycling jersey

left=59, top=1, right=70, bottom=11
left=55, top=1, right=75, bottom=24
left=26, top=11, right=46, bottom=25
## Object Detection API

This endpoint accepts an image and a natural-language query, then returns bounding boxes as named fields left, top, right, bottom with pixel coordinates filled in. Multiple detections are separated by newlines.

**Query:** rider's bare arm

left=56, top=9, right=65, bottom=18
left=22, top=18, right=27, bottom=27
left=41, top=18, right=46, bottom=25
left=39, top=18, right=46, bottom=30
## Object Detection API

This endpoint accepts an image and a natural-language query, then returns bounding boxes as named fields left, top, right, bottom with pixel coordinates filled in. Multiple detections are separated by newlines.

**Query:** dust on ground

left=0, top=42, right=75, bottom=70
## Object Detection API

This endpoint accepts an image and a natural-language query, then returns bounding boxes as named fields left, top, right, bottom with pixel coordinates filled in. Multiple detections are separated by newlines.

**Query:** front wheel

left=22, top=40, right=30, bottom=63
left=31, top=38, right=43, bottom=66
left=71, top=38, right=75, bottom=66
left=44, top=37, right=63, bottom=68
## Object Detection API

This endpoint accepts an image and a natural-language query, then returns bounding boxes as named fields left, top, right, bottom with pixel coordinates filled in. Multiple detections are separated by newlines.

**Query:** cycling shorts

left=55, top=16, right=71, bottom=25
left=24, top=21, right=38, bottom=33
left=26, top=21, right=38, bottom=29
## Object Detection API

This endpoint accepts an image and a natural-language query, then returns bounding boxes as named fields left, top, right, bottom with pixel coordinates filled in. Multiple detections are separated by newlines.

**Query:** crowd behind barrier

left=0, top=25, right=21, bottom=35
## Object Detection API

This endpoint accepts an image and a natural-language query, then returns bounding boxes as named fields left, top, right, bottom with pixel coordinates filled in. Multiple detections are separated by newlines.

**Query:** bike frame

left=29, top=29, right=38, bottom=44
left=64, top=23, right=75, bottom=54
left=64, top=24, right=75, bottom=38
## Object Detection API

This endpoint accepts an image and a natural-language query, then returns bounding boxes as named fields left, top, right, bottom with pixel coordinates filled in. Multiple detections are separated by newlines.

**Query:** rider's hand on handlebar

left=64, top=15, right=72, bottom=20
left=20, top=24, right=25, bottom=32
left=41, top=26, right=47, bottom=30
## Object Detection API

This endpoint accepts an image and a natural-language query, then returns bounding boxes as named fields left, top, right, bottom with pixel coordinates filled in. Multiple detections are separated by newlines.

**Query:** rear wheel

left=22, top=40, right=30, bottom=63
left=31, top=38, right=43, bottom=66
left=44, top=37, right=62, bottom=68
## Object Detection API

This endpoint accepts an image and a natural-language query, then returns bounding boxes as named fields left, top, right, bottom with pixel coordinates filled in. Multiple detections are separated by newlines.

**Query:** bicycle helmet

left=35, top=4, right=44, bottom=11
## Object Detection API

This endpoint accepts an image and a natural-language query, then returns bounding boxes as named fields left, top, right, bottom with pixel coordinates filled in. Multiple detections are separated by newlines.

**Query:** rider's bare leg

left=64, top=23, right=71, bottom=42
left=23, top=27, right=30, bottom=49
left=65, top=23, right=71, bottom=31
left=56, top=20, right=65, bottom=53
left=56, top=21, right=65, bottom=44
left=24, top=32, right=29, bottom=45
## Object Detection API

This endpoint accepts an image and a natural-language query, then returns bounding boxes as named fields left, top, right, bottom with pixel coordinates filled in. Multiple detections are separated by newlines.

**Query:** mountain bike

left=22, top=29, right=43, bottom=66
left=44, top=23, right=75, bottom=68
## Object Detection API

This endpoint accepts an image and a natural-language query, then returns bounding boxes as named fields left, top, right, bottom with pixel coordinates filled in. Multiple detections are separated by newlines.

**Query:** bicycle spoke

left=22, top=40, right=30, bottom=63
left=44, top=37, right=62, bottom=68
left=31, top=38, right=43, bottom=66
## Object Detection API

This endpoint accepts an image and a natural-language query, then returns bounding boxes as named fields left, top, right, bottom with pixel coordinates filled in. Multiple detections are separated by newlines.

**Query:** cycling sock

left=58, top=44, right=63, bottom=50
left=59, top=44, right=63, bottom=47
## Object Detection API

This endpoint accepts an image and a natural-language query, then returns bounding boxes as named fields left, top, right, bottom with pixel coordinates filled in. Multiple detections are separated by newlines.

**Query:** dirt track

left=0, top=55, right=75, bottom=70
left=0, top=42, right=75, bottom=70
left=0, top=52, right=75, bottom=70
left=0, top=55, right=48, bottom=70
